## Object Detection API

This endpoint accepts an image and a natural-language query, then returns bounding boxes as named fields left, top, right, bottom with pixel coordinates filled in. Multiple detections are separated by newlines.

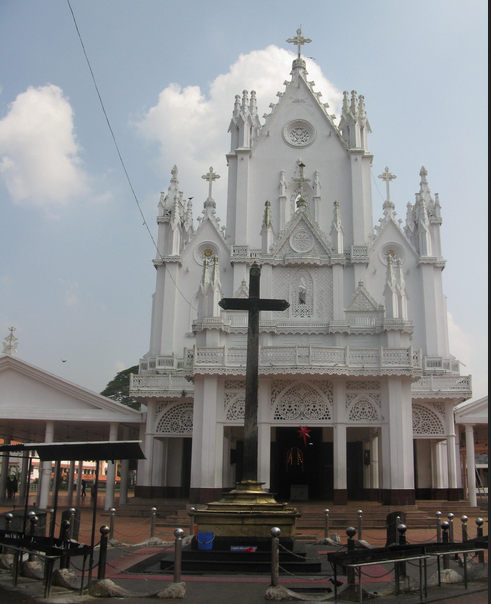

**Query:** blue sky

left=0, top=0, right=488, bottom=399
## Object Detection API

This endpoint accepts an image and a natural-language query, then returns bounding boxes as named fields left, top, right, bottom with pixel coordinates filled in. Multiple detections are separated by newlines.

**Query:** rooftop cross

left=201, top=166, right=220, bottom=201
left=218, top=264, right=289, bottom=482
left=378, top=166, right=397, bottom=201
left=2, top=327, right=18, bottom=356
left=287, top=27, right=312, bottom=60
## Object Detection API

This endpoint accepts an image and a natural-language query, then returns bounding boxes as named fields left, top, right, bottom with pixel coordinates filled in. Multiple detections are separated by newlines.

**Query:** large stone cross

left=378, top=166, right=397, bottom=202
left=287, top=27, right=312, bottom=60
left=201, top=166, right=220, bottom=201
left=218, top=263, right=289, bottom=482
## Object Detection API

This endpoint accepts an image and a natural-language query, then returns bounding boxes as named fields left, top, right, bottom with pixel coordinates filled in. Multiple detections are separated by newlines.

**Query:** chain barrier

left=278, top=564, right=332, bottom=582
left=278, top=542, right=321, bottom=562
left=358, top=566, right=394, bottom=579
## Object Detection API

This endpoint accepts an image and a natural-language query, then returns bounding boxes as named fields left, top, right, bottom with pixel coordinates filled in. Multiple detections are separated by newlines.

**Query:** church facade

left=130, top=32, right=472, bottom=506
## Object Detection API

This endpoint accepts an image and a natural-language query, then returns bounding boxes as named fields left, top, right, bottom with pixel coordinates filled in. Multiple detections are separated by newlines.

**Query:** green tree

left=101, top=365, right=140, bottom=410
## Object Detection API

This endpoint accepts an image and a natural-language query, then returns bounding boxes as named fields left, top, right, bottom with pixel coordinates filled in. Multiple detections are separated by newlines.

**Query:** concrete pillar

left=142, top=401, right=156, bottom=489
left=0, top=437, right=11, bottom=501
left=258, top=423, right=271, bottom=490
left=104, top=422, right=118, bottom=510
left=333, top=424, right=347, bottom=504
left=371, top=430, right=380, bottom=490
left=332, top=380, right=347, bottom=504
left=39, top=421, right=55, bottom=509
left=76, top=460, right=83, bottom=505
left=67, top=460, right=75, bottom=507
left=19, top=450, right=29, bottom=500
left=119, top=427, right=131, bottom=505
left=445, top=402, right=459, bottom=499
left=465, top=425, right=477, bottom=507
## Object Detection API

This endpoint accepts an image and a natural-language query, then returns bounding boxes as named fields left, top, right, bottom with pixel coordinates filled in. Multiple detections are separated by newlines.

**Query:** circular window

left=283, top=119, right=316, bottom=148
left=378, top=242, right=405, bottom=266
left=194, top=241, right=220, bottom=266
left=290, top=228, right=314, bottom=253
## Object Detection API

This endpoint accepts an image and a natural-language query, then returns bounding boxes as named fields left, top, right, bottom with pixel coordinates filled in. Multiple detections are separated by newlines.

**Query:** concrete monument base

left=193, top=480, right=300, bottom=540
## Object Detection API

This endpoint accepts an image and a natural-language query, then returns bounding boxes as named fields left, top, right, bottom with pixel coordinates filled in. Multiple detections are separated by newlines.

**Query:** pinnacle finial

left=2, top=327, right=18, bottom=356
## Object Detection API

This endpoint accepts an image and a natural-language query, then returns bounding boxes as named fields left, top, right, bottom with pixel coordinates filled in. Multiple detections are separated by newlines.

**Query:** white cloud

left=0, top=85, right=88, bottom=207
left=136, top=46, right=342, bottom=217
left=447, top=311, right=472, bottom=367
left=59, top=278, right=79, bottom=307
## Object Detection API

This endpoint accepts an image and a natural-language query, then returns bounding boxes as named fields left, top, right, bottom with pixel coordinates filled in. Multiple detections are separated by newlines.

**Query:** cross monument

left=201, top=166, right=220, bottom=201
left=286, top=27, right=312, bottom=60
left=378, top=166, right=397, bottom=201
left=219, top=263, right=289, bottom=482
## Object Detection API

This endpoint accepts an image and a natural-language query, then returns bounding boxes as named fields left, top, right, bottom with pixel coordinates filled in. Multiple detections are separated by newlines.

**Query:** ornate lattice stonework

left=156, top=402, right=194, bottom=434
left=412, top=403, right=445, bottom=436
left=290, top=228, right=314, bottom=253
left=283, top=119, right=316, bottom=148
left=272, top=266, right=333, bottom=320
left=226, top=398, right=245, bottom=421
left=347, top=380, right=381, bottom=390
left=346, top=393, right=382, bottom=422
left=224, top=380, right=246, bottom=391
left=271, top=381, right=332, bottom=422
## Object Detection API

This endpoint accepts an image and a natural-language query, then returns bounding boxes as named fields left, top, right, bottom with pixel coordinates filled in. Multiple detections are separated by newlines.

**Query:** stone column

left=332, top=381, right=347, bottom=504
left=19, top=450, right=29, bottom=500
left=67, top=460, right=75, bottom=507
left=190, top=376, right=222, bottom=503
left=140, top=400, right=156, bottom=495
left=464, top=425, right=477, bottom=507
left=0, top=437, right=10, bottom=502
left=258, top=380, right=271, bottom=490
left=370, top=430, right=380, bottom=498
left=75, top=460, right=83, bottom=505
left=119, top=427, right=130, bottom=505
left=382, top=377, right=415, bottom=505
left=39, top=421, right=55, bottom=509
left=104, top=422, right=118, bottom=510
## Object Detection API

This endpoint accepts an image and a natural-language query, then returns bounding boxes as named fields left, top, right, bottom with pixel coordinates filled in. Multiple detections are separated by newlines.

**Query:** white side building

left=130, top=32, right=472, bottom=506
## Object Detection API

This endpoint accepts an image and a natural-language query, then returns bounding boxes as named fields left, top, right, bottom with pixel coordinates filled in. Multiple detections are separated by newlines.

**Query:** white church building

left=130, top=31, right=472, bottom=506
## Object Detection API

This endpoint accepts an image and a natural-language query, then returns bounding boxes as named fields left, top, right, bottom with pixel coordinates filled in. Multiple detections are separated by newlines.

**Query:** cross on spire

left=286, top=27, right=312, bottom=60
left=201, top=166, right=220, bottom=201
left=2, top=327, right=18, bottom=356
left=378, top=166, right=397, bottom=201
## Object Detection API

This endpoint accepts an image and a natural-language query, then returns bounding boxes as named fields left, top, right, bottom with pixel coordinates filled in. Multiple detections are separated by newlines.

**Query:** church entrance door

left=272, top=427, right=329, bottom=501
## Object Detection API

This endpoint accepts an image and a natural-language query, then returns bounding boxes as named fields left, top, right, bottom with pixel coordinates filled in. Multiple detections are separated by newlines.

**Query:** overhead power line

left=66, top=0, right=197, bottom=311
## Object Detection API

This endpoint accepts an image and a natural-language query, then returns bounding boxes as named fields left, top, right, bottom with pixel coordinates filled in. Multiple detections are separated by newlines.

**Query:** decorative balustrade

left=138, top=355, right=182, bottom=373
left=130, top=373, right=193, bottom=396
left=185, top=345, right=422, bottom=374
left=412, top=374, right=472, bottom=395
left=423, top=356, right=461, bottom=374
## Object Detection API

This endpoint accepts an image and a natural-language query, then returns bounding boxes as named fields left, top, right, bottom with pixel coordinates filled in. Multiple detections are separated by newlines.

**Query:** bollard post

left=346, top=527, right=356, bottom=585
left=28, top=515, right=39, bottom=561
left=475, top=518, right=484, bottom=563
left=189, top=507, right=196, bottom=536
left=97, top=526, right=110, bottom=580
left=3, top=513, right=13, bottom=553
left=460, top=515, right=468, bottom=542
left=357, top=510, right=363, bottom=541
left=69, top=508, right=76, bottom=540
left=270, top=527, right=281, bottom=587
left=150, top=507, right=157, bottom=539
left=324, top=509, right=330, bottom=540
left=435, top=511, right=442, bottom=543
left=441, top=521, right=450, bottom=569
left=395, top=524, right=407, bottom=584
left=109, top=508, right=116, bottom=540
left=447, top=513, right=454, bottom=542
left=58, top=520, right=71, bottom=569
left=173, top=528, right=185, bottom=583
